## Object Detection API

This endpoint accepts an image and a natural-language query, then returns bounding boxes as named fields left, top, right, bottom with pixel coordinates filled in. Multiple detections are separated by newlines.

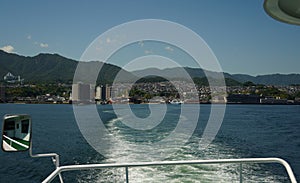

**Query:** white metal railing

left=42, top=157, right=297, bottom=183
left=29, top=142, right=64, bottom=183
left=3, top=135, right=29, bottom=149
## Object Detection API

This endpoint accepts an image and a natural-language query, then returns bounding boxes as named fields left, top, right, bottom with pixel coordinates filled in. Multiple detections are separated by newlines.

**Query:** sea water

left=0, top=104, right=299, bottom=182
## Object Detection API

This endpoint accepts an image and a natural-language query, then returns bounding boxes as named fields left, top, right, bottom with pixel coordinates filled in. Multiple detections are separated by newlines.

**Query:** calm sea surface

left=0, top=104, right=299, bottom=182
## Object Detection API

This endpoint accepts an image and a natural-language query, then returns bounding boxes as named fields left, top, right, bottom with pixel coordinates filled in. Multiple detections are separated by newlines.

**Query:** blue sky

left=1, top=0, right=300, bottom=75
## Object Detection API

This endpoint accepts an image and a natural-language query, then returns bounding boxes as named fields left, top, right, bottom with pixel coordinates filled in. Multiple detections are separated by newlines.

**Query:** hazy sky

left=1, top=0, right=300, bottom=76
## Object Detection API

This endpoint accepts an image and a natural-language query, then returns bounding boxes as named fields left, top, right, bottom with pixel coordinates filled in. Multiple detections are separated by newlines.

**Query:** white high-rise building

left=72, top=83, right=94, bottom=103
left=95, top=86, right=101, bottom=100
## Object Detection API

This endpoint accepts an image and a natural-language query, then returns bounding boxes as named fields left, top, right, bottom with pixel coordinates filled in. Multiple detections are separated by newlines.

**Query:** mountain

left=0, top=50, right=135, bottom=84
left=132, top=67, right=223, bottom=80
left=132, top=67, right=300, bottom=86
left=132, top=67, right=241, bottom=86
left=1, top=50, right=299, bottom=85
left=231, top=73, right=300, bottom=86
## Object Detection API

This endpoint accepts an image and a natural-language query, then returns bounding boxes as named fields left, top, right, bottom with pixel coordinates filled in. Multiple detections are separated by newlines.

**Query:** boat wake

left=76, top=115, right=287, bottom=182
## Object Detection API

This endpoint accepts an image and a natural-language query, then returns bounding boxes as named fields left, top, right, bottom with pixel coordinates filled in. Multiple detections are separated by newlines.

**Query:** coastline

left=1, top=102, right=300, bottom=105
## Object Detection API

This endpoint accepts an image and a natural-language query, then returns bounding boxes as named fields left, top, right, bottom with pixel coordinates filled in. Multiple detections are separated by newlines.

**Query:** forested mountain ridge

left=0, top=50, right=133, bottom=84
left=1, top=50, right=300, bottom=85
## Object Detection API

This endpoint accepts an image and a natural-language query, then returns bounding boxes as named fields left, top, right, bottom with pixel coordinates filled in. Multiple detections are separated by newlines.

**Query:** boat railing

left=2, top=135, right=29, bottom=149
left=42, top=157, right=297, bottom=183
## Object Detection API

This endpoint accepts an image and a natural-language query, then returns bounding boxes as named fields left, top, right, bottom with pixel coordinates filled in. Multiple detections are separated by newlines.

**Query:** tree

left=243, top=81, right=256, bottom=87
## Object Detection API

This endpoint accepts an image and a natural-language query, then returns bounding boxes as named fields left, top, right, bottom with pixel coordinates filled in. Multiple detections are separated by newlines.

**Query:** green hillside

left=1, top=50, right=300, bottom=86
left=0, top=50, right=134, bottom=84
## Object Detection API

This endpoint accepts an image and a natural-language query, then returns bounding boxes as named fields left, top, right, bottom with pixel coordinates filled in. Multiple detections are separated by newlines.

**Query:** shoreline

left=1, top=102, right=300, bottom=105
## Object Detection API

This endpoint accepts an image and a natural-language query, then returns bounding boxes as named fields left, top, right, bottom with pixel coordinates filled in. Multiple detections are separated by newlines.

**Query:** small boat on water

left=170, top=99, right=184, bottom=105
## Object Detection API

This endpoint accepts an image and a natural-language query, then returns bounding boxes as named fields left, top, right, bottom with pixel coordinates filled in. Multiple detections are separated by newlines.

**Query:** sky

left=0, top=0, right=300, bottom=76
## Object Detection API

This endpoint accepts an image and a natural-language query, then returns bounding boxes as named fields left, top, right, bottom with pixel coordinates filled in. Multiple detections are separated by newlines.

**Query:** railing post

left=29, top=141, right=63, bottom=183
left=239, top=163, right=243, bottom=183
left=125, top=166, right=129, bottom=183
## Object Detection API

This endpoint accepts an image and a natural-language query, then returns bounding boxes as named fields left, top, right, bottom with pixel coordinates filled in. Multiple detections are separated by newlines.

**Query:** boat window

left=3, top=120, right=15, bottom=131
left=21, top=119, right=29, bottom=134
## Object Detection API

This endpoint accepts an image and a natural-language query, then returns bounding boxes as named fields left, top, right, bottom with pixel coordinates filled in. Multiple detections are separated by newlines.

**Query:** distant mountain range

left=132, top=68, right=300, bottom=86
left=1, top=50, right=300, bottom=85
left=0, top=50, right=134, bottom=84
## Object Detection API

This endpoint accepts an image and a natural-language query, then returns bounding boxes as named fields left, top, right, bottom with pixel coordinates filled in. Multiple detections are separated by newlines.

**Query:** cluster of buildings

left=226, top=94, right=299, bottom=104
left=1, top=79, right=300, bottom=104
left=3, top=72, right=24, bottom=84
left=1, top=71, right=300, bottom=104
left=70, top=82, right=300, bottom=105
left=71, top=82, right=203, bottom=104
left=226, top=85, right=300, bottom=104
left=71, top=83, right=112, bottom=104
left=69, top=83, right=249, bottom=104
